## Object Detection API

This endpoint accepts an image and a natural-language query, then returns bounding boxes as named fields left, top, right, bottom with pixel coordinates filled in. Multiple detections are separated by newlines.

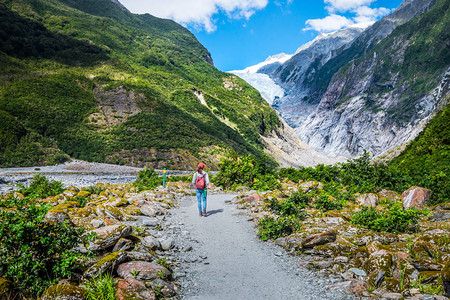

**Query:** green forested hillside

left=0, top=0, right=280, bottom=169
left=389, top=103, right=450, bottom=202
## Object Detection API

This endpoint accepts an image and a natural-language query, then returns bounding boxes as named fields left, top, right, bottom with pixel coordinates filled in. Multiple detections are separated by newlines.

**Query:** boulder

left=104, top=206, right=124, bottom=220
left=113, top=238, right=133, bottom=252
left=356, top=193, right=379, bottom=207
left=284, top=232, right=308, bottom=250
left=243, top=194, right=261, bottom=203
left=141, top=236, right=161, bottom=250
left=86, top=224, right=133, bottom=251
left=90, top=219, right=104, bottom=228
left=402, top=186, right=431, bottom=209
left=363, top=250, right=392, bottom=276
left=302, top=230, right=337, bottom=249
left=40, top=284, right=86, bottom=300
left=84, top=250, right=128, bottom=279
left=148, top=279, right=176, bottom=297
left=431, top=210, right=450, bottom=221
left=140, top=204, right=157, bottom=217
left=105, top=197, right=128, bottom=207
left=117, top=278, right=156, bottom=300
left=126, top=251, right=155, bottom=262
left=412, top=258, right=443, bottom=272
left=44, top=210, right=72, bottom=225
left=160, top=237, right=175, bottom=251
left=117, top=261, right=170, bottom=280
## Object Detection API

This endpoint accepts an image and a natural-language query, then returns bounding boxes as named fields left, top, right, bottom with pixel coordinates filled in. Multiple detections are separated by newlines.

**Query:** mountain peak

left=110, top=0, right=129, bottom=12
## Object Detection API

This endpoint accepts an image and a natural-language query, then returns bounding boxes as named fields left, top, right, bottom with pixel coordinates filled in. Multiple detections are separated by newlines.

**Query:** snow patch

left=230, top=53, right=292, bottom=74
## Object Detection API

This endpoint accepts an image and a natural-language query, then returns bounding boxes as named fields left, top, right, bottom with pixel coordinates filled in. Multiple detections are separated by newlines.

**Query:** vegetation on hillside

left=0, top=0, right=279, bottom=168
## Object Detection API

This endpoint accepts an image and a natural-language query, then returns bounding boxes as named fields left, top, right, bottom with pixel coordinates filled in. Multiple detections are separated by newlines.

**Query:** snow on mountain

left=231, top=53, right=292, bottom=74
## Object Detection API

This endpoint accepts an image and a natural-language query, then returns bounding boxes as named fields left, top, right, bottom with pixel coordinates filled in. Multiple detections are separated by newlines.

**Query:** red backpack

left=195, top=174, right=205, bottom=189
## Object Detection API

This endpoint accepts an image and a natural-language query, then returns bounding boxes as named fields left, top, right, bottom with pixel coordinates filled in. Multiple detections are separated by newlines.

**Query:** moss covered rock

left=40, top=284, right=86, bottom=300
left=84, top=250, right=128, bottom=279
left=86, top=224, right=133, bottom=251
left=363, top=250, right=393, bottom=277
left=302, top=230, right=337, bottom=249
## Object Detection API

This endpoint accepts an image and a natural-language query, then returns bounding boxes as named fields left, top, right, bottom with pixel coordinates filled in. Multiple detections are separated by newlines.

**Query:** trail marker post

left=163, top=168, right=167, bottom=187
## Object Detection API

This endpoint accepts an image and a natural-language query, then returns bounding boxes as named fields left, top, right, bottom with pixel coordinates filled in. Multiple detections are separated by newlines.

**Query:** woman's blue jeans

left=195, top=188, right=207, bottom=212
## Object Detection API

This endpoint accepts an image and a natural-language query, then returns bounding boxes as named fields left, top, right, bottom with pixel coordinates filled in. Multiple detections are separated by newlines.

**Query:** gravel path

left=170, top=193, right=354, bottom=300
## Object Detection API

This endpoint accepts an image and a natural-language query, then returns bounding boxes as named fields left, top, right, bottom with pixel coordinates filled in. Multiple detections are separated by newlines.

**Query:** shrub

left=351, top=202, right=428, bottom=233
left=313, top=194, right=344, bottom=211
left=288, top=191, right=311, bottom=208
left=214, top=151, right=278, bottom=190
left=17, top=174, right=64, bottom=199
left=0, top=204, right=85, bottom=297
left=257, top=215, right=302, bottom=241
left=84, top=274, right=117, bottom=300
left=134, top=167, right=161, bottom=191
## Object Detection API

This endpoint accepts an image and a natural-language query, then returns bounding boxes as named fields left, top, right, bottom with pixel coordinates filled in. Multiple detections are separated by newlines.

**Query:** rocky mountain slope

left=299, top=0, right=449, bottom=157
left=232, top=26, right=367, bottom=126
left=234, top=0, right=448, bottom=159
left=0, top=0, right=331, bottom=169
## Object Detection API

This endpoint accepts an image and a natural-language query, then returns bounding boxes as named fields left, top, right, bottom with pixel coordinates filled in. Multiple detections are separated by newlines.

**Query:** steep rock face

left=261, top=118, right=345, bottom=167
left=298, top=0, right=449, bottom=157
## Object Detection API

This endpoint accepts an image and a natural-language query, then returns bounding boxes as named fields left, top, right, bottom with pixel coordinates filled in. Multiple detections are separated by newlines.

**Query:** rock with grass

left=117, top=278, right=156, bottom=300
left=117, top=261, right=171, bottom=280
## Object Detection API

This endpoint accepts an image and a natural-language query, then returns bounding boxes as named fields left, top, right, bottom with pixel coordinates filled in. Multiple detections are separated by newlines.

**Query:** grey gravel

left=166, top=194, right=352, bottom=300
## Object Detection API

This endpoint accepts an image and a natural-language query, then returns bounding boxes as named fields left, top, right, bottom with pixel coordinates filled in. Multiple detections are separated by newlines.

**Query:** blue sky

left=120, top=0, right=403, bottom=71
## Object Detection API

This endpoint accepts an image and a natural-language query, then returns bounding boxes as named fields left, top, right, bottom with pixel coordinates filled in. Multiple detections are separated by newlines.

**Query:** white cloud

left=324, top=0, right=374, bottom=13
left=304, top=14, right=354, bottom=32
left=352, top=6, right=391, bottom=23
left=304, top=0, right=392, bottom=33
left=119, top=0, right=268, bottom=32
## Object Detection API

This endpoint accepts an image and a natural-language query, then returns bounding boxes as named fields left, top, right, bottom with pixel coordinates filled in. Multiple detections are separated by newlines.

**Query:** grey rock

left=160, top=237, right=175, bottom=251
left=148, top=279, right=176, bottom=297
left=126, top=251, right=154, bottom=262
left=112, top=238, right=133, bottom=252
left=348, top=268, right=367, bottom=277
left=86, top=224, right=133, bottom=251
left=84, top=250, right=128, bottom=279
left=140, top=204, right=157, bottom=217
left=141, top=217, right=159, bottom=227
left=142, top=236, right=161, bottom=250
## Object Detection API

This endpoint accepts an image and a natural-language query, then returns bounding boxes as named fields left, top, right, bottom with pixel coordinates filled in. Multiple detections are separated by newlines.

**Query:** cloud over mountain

left=304, top=0, right=391, bottom=32
left=120, top=0, right=268, bottom=32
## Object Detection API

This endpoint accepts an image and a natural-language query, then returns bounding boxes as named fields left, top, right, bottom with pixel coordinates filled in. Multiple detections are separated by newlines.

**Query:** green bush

left=84, top=274, right=118, bottom=300
left=257, top=215, right=302, bottom=241
left=351, top=202, right=428, bottom=233
left=279, top=152, right=411, bottom=195
left=134, top=167, right=161, bottom=191
left=266, top=197, right=304, bottom=217
left=313, top=194, right=344, bottom=211
left=17, top=174, right=64, bottom=199
left=0, top=204, right=85, bottom=297
left=214, top=151, right=278, bottom=190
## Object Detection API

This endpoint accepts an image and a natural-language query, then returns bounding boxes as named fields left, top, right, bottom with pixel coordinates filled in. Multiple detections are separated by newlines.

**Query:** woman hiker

left=192, top=162, right=209, bottom=217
